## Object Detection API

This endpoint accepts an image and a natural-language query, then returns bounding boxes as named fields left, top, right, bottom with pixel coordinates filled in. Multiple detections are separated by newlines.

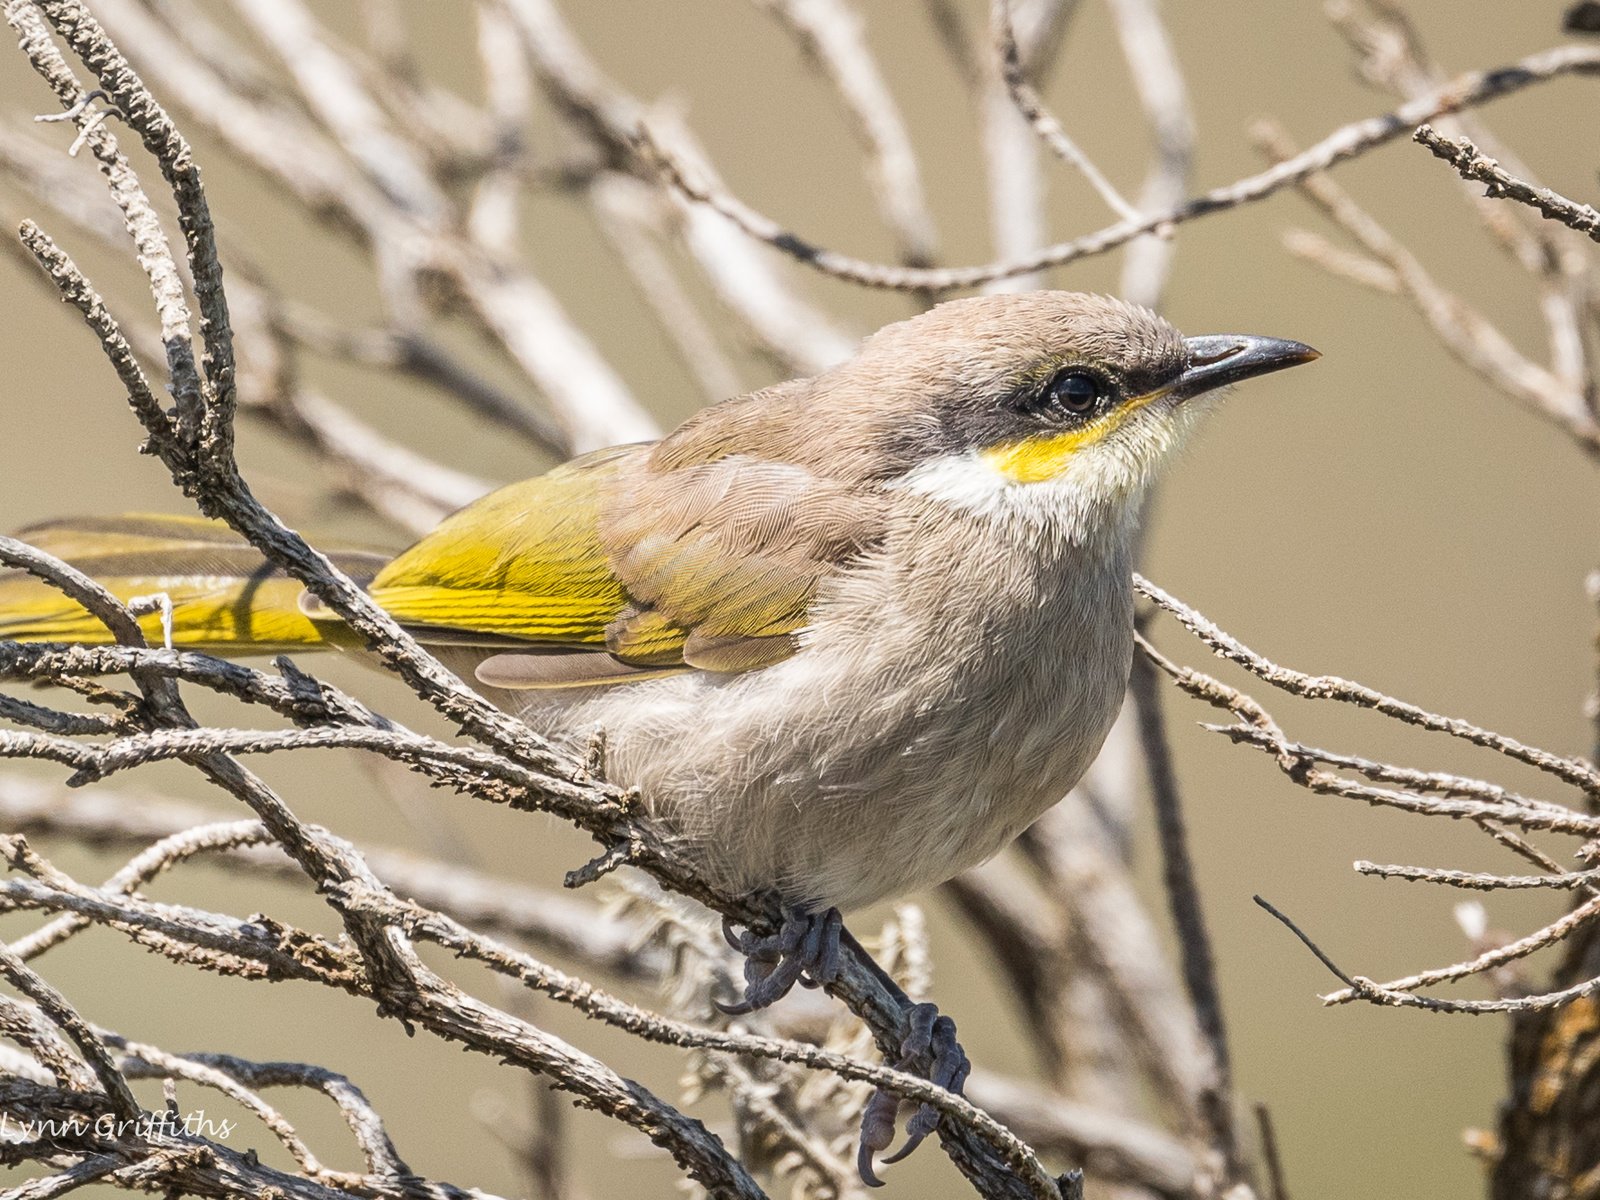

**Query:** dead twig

left=1415, top=124, right=1600, bottom=243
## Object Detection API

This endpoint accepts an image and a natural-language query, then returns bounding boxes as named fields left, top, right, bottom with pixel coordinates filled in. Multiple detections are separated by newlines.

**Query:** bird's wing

left=364, top=446, right=637, bottom=648
left=371, top=446, right=886, bottom=687
left=600, top=454, right=886, bottom=673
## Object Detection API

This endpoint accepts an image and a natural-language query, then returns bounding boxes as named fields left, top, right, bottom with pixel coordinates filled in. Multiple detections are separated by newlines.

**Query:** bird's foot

left=717, top=913, right=969, bottom=1185
left=856, top=1001, right=971, bottom=1188
left=717, top=905, right=844, bottom=1014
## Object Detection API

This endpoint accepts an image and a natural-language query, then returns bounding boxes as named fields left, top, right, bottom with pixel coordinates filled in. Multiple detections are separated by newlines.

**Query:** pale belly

left=491, top=536, right=1135, bottom=913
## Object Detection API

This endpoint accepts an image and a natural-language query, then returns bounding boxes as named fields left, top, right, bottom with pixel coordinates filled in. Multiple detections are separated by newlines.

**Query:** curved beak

left=1175, top=334, right=1320, bottom=401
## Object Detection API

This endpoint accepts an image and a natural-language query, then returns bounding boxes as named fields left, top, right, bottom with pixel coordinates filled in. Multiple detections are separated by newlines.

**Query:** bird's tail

left=0, top=514, right=392, bottom=653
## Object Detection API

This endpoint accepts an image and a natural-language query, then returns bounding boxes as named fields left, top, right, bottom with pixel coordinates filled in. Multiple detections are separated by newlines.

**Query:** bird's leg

left=719, top=911, right=971, bottom=1185
left=717, top=905, right=843, bottom=1014
left=856, top=1001, right=972, bottom=1187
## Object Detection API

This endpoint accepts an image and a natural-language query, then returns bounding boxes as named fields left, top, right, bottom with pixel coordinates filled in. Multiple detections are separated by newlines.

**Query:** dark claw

left=721, top=913, right=970, bottom=1185
left=717, top=905, right=844, bottom=1016
left=880, top=1123, right=931, bottom=1166
left=856, top=1088, right=899, bottom=1188
left=856, top=1002, right=972, bottom=1183
left=718, top=947, right=808, bottom=1014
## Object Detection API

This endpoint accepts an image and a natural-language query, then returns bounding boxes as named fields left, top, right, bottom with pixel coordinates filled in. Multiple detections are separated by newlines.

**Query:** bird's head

left=833, top=291, right=1318, bottom=537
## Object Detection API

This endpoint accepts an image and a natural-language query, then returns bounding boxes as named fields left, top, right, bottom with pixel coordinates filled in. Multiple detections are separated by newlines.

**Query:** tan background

left=1, top=1, right=1596, bottom=1196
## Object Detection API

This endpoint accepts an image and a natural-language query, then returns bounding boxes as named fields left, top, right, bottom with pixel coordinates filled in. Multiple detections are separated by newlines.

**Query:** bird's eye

left=1043, top=369, right=1106, bottom=416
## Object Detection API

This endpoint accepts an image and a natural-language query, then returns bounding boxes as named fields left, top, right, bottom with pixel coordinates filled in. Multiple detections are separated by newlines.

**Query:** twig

left=1326, top=2, right=1598, bottom=417
left=1415, top=124, right=1600, bottom=243
left=0, top=945, right=140, bottom=1121
left=0, top=777, right=664, bottom=983
left=1322, top=892, right=1600, bottom=1008
left=1354, top=860, right=1600, bottom=891
left=1253, top=895, right=1362, bottom=990
left=5, top=7, right=1058, bottom=1191
left=1129, top=650, right=1238, bottom=1178
left=991, top=0, right=1139, bottom=222
left=1254, top=119, right=1600, bottom=458
left=639, top=43, right=1600, bottom=290
left=1140, top=644, right=1600, bottom=837
left=1135, top=574, right=1600, bottom=797
left=345, top=886, right=1063, bottom=1200
left=118, top=1047, right=413, bottom=1182
left=1254, top=1101, right=1290, bottom=1200
left=963, top=1072, right=1196, bottom=1199
left=0, top=1156, right=122, bottom=1200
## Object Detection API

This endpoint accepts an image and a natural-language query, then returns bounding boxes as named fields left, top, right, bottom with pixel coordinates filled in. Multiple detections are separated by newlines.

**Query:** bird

left=0, top=291, right=1317, bottom=1181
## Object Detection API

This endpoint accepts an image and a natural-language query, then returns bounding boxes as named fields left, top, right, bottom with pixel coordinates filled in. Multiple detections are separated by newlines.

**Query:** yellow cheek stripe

left=980, top=386, right=1168, bottom=483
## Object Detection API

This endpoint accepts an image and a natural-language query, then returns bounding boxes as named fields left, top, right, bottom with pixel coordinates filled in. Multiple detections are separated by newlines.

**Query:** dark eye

left=1043, top=369, right=1106, bottom=416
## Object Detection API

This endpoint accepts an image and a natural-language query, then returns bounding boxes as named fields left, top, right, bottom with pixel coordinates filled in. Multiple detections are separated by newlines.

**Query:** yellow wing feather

left=0, top=443, right=879, bottom=686
left=368, top=447, right=634, bottom=645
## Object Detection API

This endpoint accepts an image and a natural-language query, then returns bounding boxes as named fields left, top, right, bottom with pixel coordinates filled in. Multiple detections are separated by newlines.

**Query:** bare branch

left=1415, top=124, right=1600, bottom=243
left=1135, top=574, right=1600, bottom=797
left=1253, top=119, right=1600, bottom=458
left=1258, top=893, right=1600, bottom=1016
left=0, top=944, right=139, bottom=1120
left=990, top=0, right=1139, bottom=222
left=640, top=43, right=1600, bottom=290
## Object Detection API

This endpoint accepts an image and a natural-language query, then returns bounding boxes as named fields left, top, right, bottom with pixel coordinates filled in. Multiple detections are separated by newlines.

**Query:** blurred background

left=0, top=1, right=1596, bottom=1197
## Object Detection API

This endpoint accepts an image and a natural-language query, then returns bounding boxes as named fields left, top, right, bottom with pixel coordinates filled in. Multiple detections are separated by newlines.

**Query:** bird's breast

left=793, top=501, right=1136, bottom=876
left=521, top=497, right=1137, bottom=911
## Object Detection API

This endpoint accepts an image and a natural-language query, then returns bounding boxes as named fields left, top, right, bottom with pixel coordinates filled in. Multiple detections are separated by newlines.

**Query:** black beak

left=1175, top=334, right=1320, bottom=400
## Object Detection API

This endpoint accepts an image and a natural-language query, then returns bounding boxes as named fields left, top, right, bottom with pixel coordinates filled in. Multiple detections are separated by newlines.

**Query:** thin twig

left=1136, top=574, right=1600, bottom=797
left=1129, top=649, right=1238, bottom=1176
left=1415, top=124, right=1600, bottom=243
left=639, top=43, right=1600, bottom=290
left=991, top=0, right=1139, bottom=221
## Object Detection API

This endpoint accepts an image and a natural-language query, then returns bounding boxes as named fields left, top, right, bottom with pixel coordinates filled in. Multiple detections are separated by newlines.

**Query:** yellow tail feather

left=0, top=515, right=391, bottom=653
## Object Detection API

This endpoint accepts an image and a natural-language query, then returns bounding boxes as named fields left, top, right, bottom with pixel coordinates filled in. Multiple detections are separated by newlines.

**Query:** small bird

left=0, top=292, right=1316, bottom=1179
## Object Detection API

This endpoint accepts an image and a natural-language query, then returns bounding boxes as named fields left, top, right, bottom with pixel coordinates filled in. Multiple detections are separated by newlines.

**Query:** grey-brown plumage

left=500, top=480, right=1131, bottom=910
left=0, top=290, right=1318, bottom=1182
left=431, top=293, right=1315, bottom=917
